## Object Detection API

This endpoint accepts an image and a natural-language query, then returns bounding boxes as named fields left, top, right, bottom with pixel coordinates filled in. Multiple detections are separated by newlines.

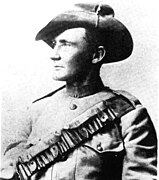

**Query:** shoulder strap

left=32, top=85, right=66, bottom=103
left=112, top=89, right=141, bottom=108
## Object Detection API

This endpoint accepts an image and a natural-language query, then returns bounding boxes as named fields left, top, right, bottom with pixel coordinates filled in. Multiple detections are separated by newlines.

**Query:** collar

left=66, top=78, right=105, bottom=98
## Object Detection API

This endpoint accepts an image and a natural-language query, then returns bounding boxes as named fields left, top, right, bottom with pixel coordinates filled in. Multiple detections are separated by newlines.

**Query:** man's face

left=49, top=28, right=93, bottom=82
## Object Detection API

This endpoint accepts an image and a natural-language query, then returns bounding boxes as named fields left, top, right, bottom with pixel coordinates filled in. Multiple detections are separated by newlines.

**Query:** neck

left=66, top=67, right=100, bottom=88
left=66, top=68, right=104, bottom=98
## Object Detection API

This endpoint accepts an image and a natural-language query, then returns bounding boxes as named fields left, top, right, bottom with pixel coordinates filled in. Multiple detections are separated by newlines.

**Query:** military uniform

left=1, top=3, right=157, bottom=180
left=2, top=79, right=157, bottom=180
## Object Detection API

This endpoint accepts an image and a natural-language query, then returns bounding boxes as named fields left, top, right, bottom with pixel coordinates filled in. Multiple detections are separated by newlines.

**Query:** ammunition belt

left=16, top=96, right=134, bottom=180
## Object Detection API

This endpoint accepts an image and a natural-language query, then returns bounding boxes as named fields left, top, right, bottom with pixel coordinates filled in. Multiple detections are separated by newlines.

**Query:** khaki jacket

left=1, top=86, right=157, bottom=180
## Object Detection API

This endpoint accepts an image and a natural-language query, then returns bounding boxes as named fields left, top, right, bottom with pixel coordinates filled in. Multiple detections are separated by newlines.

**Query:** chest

left=29, top=91, right=114, bottom=141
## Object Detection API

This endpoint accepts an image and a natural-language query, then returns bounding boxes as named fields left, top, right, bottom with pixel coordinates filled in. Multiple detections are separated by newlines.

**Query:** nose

left=50, top=46, right=61, bottom=61
left=50, top=55, right=61, bottom=61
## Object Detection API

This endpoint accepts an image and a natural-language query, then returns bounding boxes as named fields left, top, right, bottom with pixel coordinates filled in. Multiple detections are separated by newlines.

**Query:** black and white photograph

left=1, top=0, right=158, bottom=179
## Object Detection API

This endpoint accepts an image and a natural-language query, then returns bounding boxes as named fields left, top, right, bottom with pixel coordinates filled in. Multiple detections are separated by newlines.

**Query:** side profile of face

left=49, top=28, right=94, bottom=82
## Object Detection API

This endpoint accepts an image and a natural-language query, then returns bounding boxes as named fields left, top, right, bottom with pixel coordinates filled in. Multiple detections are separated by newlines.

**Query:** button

left=69, top=103, right=77, bottom=110
left=54, top=130, right=60, bottom=136
left=97, top=143, right=103, bottom=151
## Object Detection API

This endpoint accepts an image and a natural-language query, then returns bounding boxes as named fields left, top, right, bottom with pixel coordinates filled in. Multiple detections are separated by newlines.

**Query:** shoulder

left=101, top=87, right=141, bottom=108
left=111, top=89, right=141, bottom=108
left=101, top=88, right=142, bottom=119
left=110, top=89, right=154, bottom=134
left=106, top=89, right=155, bottom=134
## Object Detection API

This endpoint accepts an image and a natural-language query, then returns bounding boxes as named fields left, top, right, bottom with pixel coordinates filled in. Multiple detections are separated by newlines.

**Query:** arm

left=121, top=105, right=157, bottom=180
left=1, top=107, right=33, bottom=179
left=1, top=103, right=60, bottom=180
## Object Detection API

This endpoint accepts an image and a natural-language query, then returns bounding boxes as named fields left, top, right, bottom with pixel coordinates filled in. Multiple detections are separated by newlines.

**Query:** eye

left=62, top=41, right=71, bottom=47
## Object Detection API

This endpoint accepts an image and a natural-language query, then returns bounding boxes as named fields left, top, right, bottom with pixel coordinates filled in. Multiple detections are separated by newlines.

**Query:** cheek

left=61, top=47, right=92, bottom=74
left=66, top=55, right=84, bottom=73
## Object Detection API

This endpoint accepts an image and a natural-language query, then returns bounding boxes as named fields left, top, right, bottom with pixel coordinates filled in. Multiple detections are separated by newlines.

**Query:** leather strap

left=16, top=94, right=135, bottom=180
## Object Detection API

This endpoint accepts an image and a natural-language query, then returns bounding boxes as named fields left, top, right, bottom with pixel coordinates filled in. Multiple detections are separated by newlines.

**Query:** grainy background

left=1, top=0, right=159, bottom=153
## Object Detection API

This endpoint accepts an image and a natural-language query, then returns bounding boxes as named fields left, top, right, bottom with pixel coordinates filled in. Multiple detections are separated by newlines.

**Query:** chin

left=52, top=72, right=76, bottom=82
left=52, top=75, right=68, bottom=81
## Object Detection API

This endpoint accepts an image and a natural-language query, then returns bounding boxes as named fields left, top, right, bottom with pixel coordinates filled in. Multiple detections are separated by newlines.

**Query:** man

left=0, top=2, right=157, bottom=180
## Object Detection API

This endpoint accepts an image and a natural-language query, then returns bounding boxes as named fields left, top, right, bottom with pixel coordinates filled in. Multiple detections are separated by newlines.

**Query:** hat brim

left=36, top=10, right=133, bottom=63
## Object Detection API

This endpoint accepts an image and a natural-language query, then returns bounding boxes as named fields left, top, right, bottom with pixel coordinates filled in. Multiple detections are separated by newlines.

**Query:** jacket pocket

left=83, top=121, right=124, bottom=153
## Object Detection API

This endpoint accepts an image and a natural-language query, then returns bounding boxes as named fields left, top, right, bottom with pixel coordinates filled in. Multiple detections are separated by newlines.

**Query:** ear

left=92, top=46, right=106, bottom=64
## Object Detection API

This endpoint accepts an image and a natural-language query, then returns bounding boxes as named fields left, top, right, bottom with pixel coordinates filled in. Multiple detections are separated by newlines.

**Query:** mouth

left=53, top=66, right=64, bottom=70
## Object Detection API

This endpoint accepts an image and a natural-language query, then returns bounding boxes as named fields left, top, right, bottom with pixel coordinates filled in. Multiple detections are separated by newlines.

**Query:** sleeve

left=0, top=105, right=33, bottom=179
left=121, top=104, right=157, bottom=180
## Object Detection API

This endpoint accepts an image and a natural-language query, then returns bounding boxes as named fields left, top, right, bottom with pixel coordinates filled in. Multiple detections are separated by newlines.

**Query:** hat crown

left=75, top=3, right=114, bottom=17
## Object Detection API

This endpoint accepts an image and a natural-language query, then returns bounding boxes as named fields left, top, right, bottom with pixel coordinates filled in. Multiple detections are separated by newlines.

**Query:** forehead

left=55, top=28, right=87, bottom=42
